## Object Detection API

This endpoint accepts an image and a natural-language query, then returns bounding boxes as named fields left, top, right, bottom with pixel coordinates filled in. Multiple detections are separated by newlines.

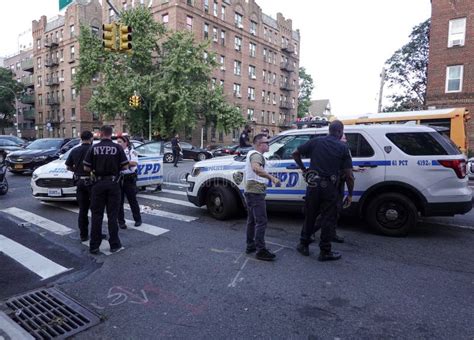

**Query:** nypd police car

left=186, top=124, right=472, bottom=236
left=31, top=145, right=163, bottom=201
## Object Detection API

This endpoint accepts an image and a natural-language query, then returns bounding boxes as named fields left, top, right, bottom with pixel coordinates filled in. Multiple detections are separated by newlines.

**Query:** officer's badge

left=233, top=171, right=244, bottom=185
left=384, top=146, right=392, bottom=153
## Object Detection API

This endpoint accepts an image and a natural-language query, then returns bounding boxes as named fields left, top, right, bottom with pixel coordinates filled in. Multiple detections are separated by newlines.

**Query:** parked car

left=234, top=146, right=253, bottom=156
left=6, top=138, right=71, bottom=174
left=0, top=135, right=29, bottom=147
left=0, top=149, right=8, bottom=195
left=468, top=157, right=474, bottom=179
left=0, top=139, right=24, bottom=153
left=163, top=141, right=212, bottom=162
left=135, top=141, right=184, bottom=164
left=212, top=145, right=239, bottom=157
left=60, top=138, right=80, bottom=154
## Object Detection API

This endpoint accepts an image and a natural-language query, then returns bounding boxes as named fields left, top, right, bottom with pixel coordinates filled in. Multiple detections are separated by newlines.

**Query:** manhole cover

left=5, top=287, right=100, bottom=339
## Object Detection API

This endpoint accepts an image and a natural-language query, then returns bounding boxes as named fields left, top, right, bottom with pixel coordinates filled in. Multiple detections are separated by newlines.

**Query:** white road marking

left=0, top=234, right=71, bottom=280
left=163, top=181, right=190, bottom=188
left=137, top=194, right=203, bottom=209
left=147, top=188, right=187, bottom=196
left=132, top=204, right=197, bottom=223
left=1, top=207, right=74, bottom=236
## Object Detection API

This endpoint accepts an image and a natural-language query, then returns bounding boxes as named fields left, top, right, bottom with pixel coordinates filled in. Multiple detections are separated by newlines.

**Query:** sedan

left=0, top=139, right=24, bottom=153
left=6, top=138, right=70, bottom=174
left=0, top=135, right=29, bottom=147
left=163, top=142, right=212, bottom=163
left=468, top=157, right=474, bottom=180
left=212, top=145, right=239, bottom=157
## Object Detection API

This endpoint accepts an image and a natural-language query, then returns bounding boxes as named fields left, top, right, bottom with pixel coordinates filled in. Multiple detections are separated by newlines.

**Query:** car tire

left=366, top=192, right=417, bottom=236
left=164, top=153, right=174, bottom=163
left=206, top=185, right=237, bottom=220
left=0, top=178, right=8, bottom=195
left=196, top=153, right=207, bottom=161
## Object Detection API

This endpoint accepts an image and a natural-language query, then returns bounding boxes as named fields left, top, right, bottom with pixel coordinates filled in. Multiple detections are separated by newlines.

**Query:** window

left=265, top=135, right=312, bottom=160
left=272, top=93, right=276, bottom=105
left=37, top=75, right=42, bottom=86
left=248, top=65, right=256, bottom=79
left=263, top=48, right=267, bottom=62
left=221, top=5, right=226, bottom=20
left=386, top=132, right=459, bottom=156
left=446, top=65, right=463, bottom=92
left=36, top=38, right=41, bottom=50
left=448, top=18, right=466, bottom=47
left=162, top=13, right=169, bottom=25
left=186, top=0, right=194, bottom=5
left=61, top=90, right=65, bottom=102
left=213, top=0, right=218, bottom=16
left=203, top=23, right=209, bottom=38
left=250, top=20, right=257, bottom=35
left=212, top=27, right=218, bottom=42
left=37, top=57, right=42, bottom=69
left=219, top=55, right=225, bottom=70
left=71, top=108, right=76, bottom=119
left=233, top=60, right=241, bottom=75
left=234, top=13, right=243, bottom=28
left=70, top=24, right=75, bottom=37
left=211, top=78, right=216, bottom=89
left=261, top=110, right=265, bottom=123
left=71, top=88, right=76, bottom=100
left=70, top=46, right=75, bottom=61
left=220, top=79, right=224, bottom=87
left=71, top=67, right=76, bottom=77
left=345, top=133, right=375, bottom=157
left=261, top=90, right=265, bottom=103
left=247, top=87, right=255, bottom=101
left=72, top=126, right=77, bottom=138
left=247, top=108, right=254, bottom=121
left=204, top=0, right=209, bottom=12
left=233, top=83, right=241, bottom=97
left=186, top=16, right=193, bottom=31
left=38, top=94, right=43, bottom=106
left=249, top=42, right=256, bottom=57
left=220, top=30, right=226, bottom=45
left=234, top=36, right=242, bottom=51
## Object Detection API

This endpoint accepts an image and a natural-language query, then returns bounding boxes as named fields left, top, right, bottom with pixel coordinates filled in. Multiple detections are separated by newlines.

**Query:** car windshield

left=136, top=142, right=164, bottom=155
left=0, top=140, right=18, bottom=146
left=1, top=136, right=25, bottom=144
left=26, top=139, right=63, bottom=150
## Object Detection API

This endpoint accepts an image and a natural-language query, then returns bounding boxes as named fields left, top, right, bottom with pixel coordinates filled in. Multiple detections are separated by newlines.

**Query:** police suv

left=186, top=124, right=472, bottom=236
left=31, top=144, right=163, bottom=201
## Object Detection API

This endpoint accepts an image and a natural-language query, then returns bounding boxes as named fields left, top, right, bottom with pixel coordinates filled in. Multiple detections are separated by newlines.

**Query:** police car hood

left=195, top=155, right=240, bottom=167
left=34, top=158, right=71, bottom=177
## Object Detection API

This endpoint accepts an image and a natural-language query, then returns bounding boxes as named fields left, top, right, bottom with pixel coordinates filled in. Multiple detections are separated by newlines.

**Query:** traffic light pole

left=105, top=0, right=121, bottom=18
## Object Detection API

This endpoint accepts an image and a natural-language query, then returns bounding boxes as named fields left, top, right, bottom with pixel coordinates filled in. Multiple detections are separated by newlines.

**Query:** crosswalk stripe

left=43, top=203, right=170, bottom=237
left=125, top=204, right=197, bottom=223
left=137, top=194, right=203, bottom=209
left=163, top=181, right=190, bottom=188
left=147, top=188, right=187, bottom=196
left=0, top=234, right=71, bottom=280
left=1, top=207, right=74, bottom=236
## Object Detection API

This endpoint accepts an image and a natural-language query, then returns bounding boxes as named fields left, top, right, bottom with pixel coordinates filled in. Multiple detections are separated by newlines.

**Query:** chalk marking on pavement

left=146, top=188, right=187, bottom=196
left=81, top=240, right=113, bottom=256
left=133, top=204, right=197, bottom=223
left=228, top=257, right=249, bottom=288
left=210, top=248, right=241, bottom=254
left=43, top=203, right=170, bottom=236
left=0, top=234, right=71, bottom=280
left=1, top=207, right=74, bottom=236
left=137, top=194, right=203, bottom=209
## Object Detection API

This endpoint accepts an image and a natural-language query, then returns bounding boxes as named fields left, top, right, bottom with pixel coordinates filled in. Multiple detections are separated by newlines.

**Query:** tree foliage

left=0, top=67, right=24, bottom=133
left=76, top=6, right=244, bottom=138
left=297, top=67, right=314, bottom=118
left=383, top=19, right=430, bottom=112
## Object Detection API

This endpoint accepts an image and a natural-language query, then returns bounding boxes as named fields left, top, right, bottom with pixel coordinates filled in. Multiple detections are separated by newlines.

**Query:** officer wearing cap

left=65, top=130, right=94, bottom=242
left=239, top=125, right=252, bottom=147
left=261, top=127, right=269, bottom=137
left=83, top=125, right=129, bottom=254
left=292, top=120, right=354, bottom=261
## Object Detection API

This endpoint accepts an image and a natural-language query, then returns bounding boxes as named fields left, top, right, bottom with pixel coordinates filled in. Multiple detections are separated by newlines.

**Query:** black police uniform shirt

left=83, top=139, right=128, bottom=176
left=297, top=135, right=352, bottom=177
left=65, top=143, right=92, bottom=177
left=171, top=137, right=180, bottom=150
left=239, top=131, right=250, bottom=147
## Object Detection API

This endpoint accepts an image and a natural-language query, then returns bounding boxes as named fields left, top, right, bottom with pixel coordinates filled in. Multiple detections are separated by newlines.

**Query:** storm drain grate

left=5, top=287, right=100, bottom=339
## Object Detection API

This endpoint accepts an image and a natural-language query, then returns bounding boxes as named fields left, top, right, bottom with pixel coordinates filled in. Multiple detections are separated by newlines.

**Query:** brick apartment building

left=104, top=0, right=300, bottom=144
left=31, top=0, right=106, bottom=139
left=3, top=48, right=36, bottom=139
left=426, top=0, right=474, bottom=151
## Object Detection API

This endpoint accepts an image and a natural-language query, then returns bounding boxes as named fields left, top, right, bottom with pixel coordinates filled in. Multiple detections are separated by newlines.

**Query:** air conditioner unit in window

left=251, top=117, right=257, bottom=122
left=59, top=57, right=64, bottom=62
left=59, top=77, right=64, bottom=82
left=220, top=66, right=226, bottom=71
left=451, top=39, right=463, bottom=47
left=236, top=93, right=242, bottom=98
left=235, top=45, right=241, bottom=51
left=251, top=74, right=256, bottom=79
left=238, top=23, right=243, bottom=29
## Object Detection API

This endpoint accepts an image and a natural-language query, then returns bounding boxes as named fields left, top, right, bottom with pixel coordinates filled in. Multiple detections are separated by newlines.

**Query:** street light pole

left=0, top=85, right=20, bottom=137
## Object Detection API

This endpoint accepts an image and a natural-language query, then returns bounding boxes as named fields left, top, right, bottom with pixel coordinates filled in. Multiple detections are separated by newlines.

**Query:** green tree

left=383, top=19, right=430, bottom=112
left=297, top=67, right=314, bottom=118
left=0, top=67, right=24, bottom=134
left=76, top=6, right=244, bottom=138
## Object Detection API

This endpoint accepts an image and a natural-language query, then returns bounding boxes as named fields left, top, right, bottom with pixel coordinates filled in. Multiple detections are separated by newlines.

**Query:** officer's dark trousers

left=245, top=192, right=267, bottom=251
left=90, top=180, right=122, bottom=250
left=118, top=176, right=141, bottom=225
left=76, top=181, right=91, bottom=239
left=314, top=180, right=345, bottom=238
left=300, top=180, right=338, bottom=252
left=173, top=149, right=179, bottom=166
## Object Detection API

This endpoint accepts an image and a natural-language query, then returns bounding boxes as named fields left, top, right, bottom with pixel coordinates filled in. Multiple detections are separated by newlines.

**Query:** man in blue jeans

left=244, top=134, right=281, bottom=261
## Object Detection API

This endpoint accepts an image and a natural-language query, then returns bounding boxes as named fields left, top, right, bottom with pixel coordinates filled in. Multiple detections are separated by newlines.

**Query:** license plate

left=47, top=188, right=62, bottom=197
left=14, top=164, right=23, bottom=169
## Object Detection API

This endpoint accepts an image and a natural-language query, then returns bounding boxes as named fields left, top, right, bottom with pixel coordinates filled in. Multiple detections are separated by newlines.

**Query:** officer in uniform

left=239, top=125, right=252, bottom=147
left=292, top=120, right=354, bottom=261
left=65, top=130, right=94, bottom=242
left=83, top=125, right=128, bottom=254
left=117, top=135, right=142, bottom=229
left=170, top=133, right=181, bottom=167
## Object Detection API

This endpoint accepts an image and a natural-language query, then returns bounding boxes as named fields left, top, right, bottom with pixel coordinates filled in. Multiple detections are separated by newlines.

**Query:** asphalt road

left=0, top=161, right=473, bottom=339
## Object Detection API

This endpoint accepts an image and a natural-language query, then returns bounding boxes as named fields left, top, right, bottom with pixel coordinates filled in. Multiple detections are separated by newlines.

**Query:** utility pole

left=377, top=67, right=385, bottom=113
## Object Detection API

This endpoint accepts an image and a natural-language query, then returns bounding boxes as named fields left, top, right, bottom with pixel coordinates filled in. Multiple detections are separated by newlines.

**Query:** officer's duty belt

left=77, top=176, right=90, bottom=180
left=96, top=175, right=117, bottom=181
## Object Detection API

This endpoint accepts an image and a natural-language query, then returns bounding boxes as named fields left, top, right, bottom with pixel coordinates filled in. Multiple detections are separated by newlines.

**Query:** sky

left=0, top=0, right=432, bottom=118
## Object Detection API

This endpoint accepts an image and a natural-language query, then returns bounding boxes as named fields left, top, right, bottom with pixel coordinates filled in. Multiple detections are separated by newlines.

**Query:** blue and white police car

left=31, top=144, right=163, bottom=201
left=186, top=124, right=472, bottom=236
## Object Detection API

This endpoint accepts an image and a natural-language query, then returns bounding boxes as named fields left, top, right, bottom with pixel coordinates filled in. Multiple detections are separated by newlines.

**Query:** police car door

left=264, top=133, right=314, bottom=202
left=345, top=130, right=386, bottom=204
left=135, top=143, right=164, bottom=188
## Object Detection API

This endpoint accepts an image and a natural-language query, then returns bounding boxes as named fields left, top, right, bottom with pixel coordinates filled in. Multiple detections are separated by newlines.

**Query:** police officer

left=171, top=133, right=181, bottom=168
left=83, top=125, right=128, bottom=254
left=117, top=135, right=142, bottom=229
left=292, top=120, right=354, bottom=261
left=239, top=125, right=252, bottom=147
left=65, top=130, right=94, bottom=242
left=261, top=127, right=270, bottom=137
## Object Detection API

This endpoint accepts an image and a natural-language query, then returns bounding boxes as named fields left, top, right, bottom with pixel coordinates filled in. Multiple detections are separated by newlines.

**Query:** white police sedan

left=31, top=145, right=163, bottom=201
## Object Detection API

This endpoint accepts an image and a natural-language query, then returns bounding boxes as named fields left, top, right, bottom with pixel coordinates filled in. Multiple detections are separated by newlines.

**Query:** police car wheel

left=366, top=193, right=417, bottom=237
left=164, top=153, right=174, bottom=163
left=206, top=185, right=237, bottom=220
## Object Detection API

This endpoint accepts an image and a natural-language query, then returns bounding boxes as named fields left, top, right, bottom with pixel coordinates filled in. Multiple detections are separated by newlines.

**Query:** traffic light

left=102, top=23, right=117, bottom=51
left=129, top=94, right=140, bottom=108
left=119, top=25, right=132, bottom=52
